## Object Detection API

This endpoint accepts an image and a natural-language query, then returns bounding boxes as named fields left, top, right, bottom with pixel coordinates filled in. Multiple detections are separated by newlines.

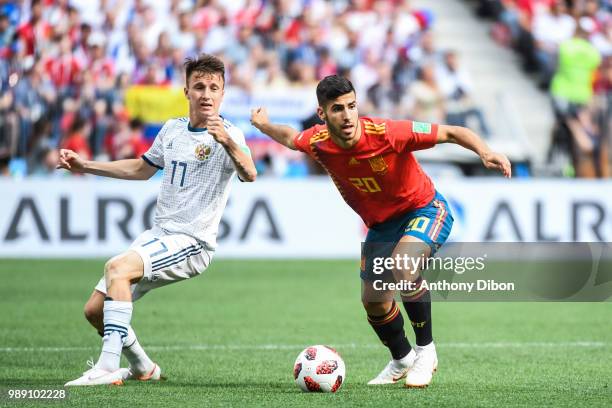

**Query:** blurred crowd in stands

left=474, top=0, right=611, bottom=177
left=0, top=0, right=496, bottom=178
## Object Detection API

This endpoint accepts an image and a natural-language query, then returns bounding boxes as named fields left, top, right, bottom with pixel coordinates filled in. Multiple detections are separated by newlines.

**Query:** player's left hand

left=481, top=151, right=512, bottom=178
left=207, top=116, right=230, bottom=145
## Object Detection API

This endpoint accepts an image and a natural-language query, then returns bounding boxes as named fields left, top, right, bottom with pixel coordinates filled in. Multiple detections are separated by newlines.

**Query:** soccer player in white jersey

left=57, top=54, right=257, bottom=386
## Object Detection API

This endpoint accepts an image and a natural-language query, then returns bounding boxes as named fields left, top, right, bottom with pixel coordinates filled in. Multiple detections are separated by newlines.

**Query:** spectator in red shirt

left=16, top=0, right=51, bottom=57
left=105, top=115, right=149, bottom=160
left=61, top=115, right=91, bottom=162
left=129, top=118, right=150, bottom=158
left=44, top=34, right=83, bottom=94
left=87, top=34, right=115, bottom=92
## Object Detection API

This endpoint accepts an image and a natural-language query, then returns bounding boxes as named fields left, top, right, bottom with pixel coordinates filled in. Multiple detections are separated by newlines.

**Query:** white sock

left=122, top=326, right=155, bottom=375
left=96, top=300, right=133, bottom=372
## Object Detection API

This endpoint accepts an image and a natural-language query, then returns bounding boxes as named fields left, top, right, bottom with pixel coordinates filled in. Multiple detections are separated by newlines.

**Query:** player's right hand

left=250, top=107, right=269, bottom=130
left=56, top=149, right=86, bottom=173
left=481, top=151, right=512, bottom=178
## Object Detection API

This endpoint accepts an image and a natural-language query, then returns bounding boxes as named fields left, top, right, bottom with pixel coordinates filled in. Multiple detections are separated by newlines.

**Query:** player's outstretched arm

left=56, top=149, right=158, bottom=180
left=436, top=125, right=512, bottom=178
left=250, top=107, right=299, bottom=150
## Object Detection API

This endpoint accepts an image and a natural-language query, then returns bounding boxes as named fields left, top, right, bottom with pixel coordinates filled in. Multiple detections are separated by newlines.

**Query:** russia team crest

left=195, top=143, right=211, bottom=161
left=368, top=155, right=388, bottom=175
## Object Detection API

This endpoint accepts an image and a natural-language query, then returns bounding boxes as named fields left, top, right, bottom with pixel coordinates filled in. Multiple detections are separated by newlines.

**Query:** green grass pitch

left=0, top=259, right=610, bottom=407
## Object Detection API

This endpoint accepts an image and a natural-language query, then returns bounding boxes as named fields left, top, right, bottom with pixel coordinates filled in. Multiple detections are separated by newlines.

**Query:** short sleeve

left=225, top=127, right=251, bottom=173
left=386, top=120, right=438, bottom=153
left=142, top=120, right=173, bottom=169
left=229, top=127, right=250, bottom=155
left=293, top=125, right=323, bottom=154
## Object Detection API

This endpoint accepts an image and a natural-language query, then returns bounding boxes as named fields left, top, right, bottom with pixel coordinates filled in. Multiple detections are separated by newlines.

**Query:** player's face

left=319, top=92, right=359, bottom=145
left=184, top=71, right=224, bottom=120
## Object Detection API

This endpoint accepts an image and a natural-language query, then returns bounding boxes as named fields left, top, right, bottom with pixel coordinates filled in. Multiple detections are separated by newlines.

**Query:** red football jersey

left=294, top=117, right=438, bottom=227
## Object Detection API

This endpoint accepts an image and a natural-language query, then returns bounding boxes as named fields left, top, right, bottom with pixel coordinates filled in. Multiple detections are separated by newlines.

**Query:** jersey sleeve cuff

left=142, top=155, right=163, bottom=169
left=428, top=124, right=439, bottom=146
left=293, top=132, right=304, bottom=151
left=240, top=145, right=251, bottom=156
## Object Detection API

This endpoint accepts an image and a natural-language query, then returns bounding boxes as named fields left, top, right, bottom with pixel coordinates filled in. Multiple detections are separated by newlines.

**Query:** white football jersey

left=143, top=117, right=249, bottom=249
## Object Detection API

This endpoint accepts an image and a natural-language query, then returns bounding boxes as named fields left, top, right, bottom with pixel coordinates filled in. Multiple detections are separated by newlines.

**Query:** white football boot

left=64, top=360, right=124, bottom=386
left=405, top=342, right=438, bottom=388
left=367, top=349, right=417, bottom=385
left=119, top=363, right=164, bottom=382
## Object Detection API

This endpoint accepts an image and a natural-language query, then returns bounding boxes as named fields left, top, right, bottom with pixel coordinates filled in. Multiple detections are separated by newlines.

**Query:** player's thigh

left=360, top=215, right=399, bottom=303
left=360, top=220, right=404, bottom=283
left=402, top=192, right=453, bottom=254
left=105, top=250, right=145, bottom=286
left=395, top=192, right=453, bottom=279
left=129, top=232, right=212, bottom=300
left=94, top=229, right=158, bottom=297
left=390, top=235, right=431, bottom=282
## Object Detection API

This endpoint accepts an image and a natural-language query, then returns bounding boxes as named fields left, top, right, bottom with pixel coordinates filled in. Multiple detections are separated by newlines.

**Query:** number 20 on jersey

left=349, top=177, right=381, bottom=193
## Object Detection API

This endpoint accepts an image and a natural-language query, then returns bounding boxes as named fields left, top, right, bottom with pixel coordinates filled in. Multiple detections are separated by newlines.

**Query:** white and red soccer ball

left=293, top=345, right=345, bottom=393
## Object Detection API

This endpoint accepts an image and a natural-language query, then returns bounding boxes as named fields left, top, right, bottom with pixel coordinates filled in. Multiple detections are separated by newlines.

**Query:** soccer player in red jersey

left=250, top=75, right=510, bottom=388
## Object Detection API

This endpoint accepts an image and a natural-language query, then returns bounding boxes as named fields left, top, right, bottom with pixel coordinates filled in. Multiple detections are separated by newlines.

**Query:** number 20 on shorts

left=405, top=216, right=430, bottom=233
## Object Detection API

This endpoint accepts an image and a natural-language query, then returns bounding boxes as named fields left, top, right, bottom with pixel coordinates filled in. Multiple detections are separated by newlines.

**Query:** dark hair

left=69, top=115, right=87, bottom=134
left=184, top=54, right=225, bottom=87
left=316, top=75, right=355, bottom=106
left=129, top=118, right=143, bottom=130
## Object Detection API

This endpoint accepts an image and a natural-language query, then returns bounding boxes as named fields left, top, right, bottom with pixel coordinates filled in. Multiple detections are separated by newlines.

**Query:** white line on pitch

left=0, top=341, right=607, bottom=353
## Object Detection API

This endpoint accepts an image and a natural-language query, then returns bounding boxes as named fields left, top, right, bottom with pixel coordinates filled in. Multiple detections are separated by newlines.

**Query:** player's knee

left=104, top=259, right=129, bottom=284
left=362, top=301, right=393, bottom=317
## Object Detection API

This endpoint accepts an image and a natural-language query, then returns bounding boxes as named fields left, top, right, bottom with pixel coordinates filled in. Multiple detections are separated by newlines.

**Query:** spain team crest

left=368, top=155, right=388, bottom=175
left=195, top=143, right=211, bottom=161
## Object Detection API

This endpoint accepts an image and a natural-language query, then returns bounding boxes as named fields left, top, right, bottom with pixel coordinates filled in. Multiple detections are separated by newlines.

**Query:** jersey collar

left=188, top=115, right=225, bottom=133
left=187, top=122, right=207, bottom=132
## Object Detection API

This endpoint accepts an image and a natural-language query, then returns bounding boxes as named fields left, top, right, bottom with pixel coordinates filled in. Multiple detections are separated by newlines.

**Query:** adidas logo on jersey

left=349, top=157, right=360, bottom=166
left=166, top=141, right=173, bottom=150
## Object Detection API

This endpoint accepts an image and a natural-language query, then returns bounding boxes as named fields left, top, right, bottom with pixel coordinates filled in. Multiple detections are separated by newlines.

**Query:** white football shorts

left=94, top=228, right=213, bottom=301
